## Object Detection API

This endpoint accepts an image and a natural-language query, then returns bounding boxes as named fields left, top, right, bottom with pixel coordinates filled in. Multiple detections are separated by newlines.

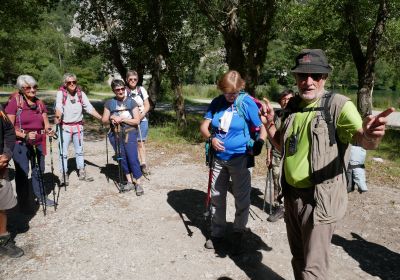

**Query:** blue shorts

left=137, top=120, right=148, bottom=141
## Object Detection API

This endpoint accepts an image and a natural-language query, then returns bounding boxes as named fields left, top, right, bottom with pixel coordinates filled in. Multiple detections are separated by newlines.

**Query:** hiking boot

left=135, top=184, right=144, bottom=196
left=0, top=234, right=24, bottom=258
left=267, top=206, right=285, bottom=223
left=204, top=237, right=224, bottom=250
left=120, top=182, right=135, bottom=192
left=37, top=197, right=56, bottom=207
left=79, top=169, right=94, bottom=182
left=140, top=164, right=151, bottom=176
left=60, top=174, right=69, bottom=186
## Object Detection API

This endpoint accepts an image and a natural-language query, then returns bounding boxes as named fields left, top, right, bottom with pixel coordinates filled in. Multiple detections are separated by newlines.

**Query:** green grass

left=369, top=129, right=400, bottom=163
left=334, top=89, right=400, bottom=110
left=183, top=84, right=219, bottom=99
left=366, top=129, right=400, bottom=186
left=148, top=111, right=204, bottom=144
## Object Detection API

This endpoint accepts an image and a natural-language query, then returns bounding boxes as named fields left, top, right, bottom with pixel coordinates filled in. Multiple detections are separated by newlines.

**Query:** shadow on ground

left=7, top=170, right=61, bottom=240
left=332, top=233, right=400, bottom=279
left=167, top=188, right=284, bottom=280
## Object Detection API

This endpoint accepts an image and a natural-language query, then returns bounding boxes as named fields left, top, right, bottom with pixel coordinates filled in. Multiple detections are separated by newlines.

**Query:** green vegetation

left=370, top=129, right=400, bottom=164
left=366, top=129, right=400, bottom=186
left=148, top=111, right=204, bottom=144
left=182, top=85, right=219, bottom=99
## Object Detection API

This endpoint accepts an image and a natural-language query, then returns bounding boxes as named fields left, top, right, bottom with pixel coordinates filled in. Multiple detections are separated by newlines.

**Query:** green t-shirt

left=284, top=99, right=362, bottom=188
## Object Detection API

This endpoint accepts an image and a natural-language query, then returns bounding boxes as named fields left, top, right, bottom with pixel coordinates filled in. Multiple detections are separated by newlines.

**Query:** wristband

left=363, top=131, right=375, bottom=142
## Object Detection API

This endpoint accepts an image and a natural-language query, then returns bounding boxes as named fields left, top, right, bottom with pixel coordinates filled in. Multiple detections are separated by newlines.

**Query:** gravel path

left=0, top=138, right=399, bottom=280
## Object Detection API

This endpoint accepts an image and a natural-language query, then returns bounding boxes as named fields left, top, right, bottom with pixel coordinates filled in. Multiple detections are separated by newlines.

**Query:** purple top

left=5, top=94, right=47, bottom=143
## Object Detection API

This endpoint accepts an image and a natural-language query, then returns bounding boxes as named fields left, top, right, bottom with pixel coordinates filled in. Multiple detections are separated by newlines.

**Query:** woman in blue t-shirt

left=200, top=70, right=266, bottom=252
left=102, top=79, right=144, bottom=195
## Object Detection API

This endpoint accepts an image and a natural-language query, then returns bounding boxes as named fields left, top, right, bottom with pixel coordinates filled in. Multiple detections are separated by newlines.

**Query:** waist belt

left=17, top=129, right=46, bottom=134
left=61, top=121, right=84, bottom=126
left=348, top=164, right=365, bottom=169
left=16, top=129, right=46, bottom=147
left=111, top=126, right=137, bottom=143
left=62, top=122, right=83, bottom=146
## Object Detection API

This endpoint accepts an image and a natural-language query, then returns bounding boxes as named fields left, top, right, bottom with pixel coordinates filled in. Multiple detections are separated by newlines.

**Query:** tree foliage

left=195, top=0, right=282, bottom=95
left=283, top=0, right=399, bottom=115
left=75, top=0, right=213, bottom=126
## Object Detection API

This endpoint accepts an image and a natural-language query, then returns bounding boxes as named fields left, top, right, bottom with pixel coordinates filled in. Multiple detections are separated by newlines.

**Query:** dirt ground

left=0, top=137, right=399, bottom=280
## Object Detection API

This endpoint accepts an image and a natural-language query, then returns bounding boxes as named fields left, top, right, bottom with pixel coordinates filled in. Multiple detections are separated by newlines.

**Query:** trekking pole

left=262, top=167, right=271, bottom=213
left=57, top=122, right=67, bottom=191
left=105, top=126, right=110, bottom=183
left=268, top=168, right=273, bottom=215
left=32, top=145, right=47, bottom=216
left=204, top=138, right=213, bottom=220
left=114, top=124, right=124, bottom=192
left=48, top=132, right=58, bottom=211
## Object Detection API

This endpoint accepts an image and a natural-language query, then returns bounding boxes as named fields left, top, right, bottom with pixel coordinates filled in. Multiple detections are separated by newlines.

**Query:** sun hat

left=291, top=49, right=332, bottom=73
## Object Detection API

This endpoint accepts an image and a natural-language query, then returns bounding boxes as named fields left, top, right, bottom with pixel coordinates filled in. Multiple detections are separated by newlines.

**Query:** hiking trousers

left=108, top=129, right=142, bottom=179
left=13, top=143, right=45, bottom=206
left=59, top=124, right=85, bottom=173
left=284, top=185, right=336, bottom=280
left=271, top=155, right=281, bottom=205
left=210, top=155, right=251, bottom=237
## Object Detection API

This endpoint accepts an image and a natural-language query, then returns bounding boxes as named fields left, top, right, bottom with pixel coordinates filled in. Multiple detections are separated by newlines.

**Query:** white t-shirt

left=129, top=86, right=149, bottom=121
left=55, top=89, right=94, bottom=123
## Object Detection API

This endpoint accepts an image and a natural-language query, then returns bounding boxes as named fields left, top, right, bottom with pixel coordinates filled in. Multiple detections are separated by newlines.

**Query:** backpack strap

left=109, top=98, right=134, bottom=116
left=322, top=92, right=336, bottom=146
left=137, top=86, right=144, bottom=101
left=234, top=92, right=250, bottom=137
left=287, top=92, right=336, bottom=146
left=61, top=86, right=83, bottom=106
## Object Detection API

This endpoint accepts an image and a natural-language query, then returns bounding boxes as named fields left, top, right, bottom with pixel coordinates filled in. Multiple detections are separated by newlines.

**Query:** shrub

left=39, top=63, right=62, bottom=88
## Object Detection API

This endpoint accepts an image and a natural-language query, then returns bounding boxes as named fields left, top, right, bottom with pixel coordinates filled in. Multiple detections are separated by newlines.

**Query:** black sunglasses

left=66, top=81, right=77, bottom=85
left=297, top=73, right=325, bottom=81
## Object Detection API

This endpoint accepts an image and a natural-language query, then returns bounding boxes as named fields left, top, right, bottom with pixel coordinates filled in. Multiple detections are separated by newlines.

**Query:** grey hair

left=63, top=73, right=77, bottom=83
left=16, top=75, right=37, bottom=90
left=111, top=79, right=125, bottom=90
left=126, top=70, right=138, bottom=80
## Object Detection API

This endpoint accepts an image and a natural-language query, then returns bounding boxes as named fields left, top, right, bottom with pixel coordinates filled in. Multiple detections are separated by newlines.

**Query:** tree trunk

left=109, top=37, right=126, bottom=79
left=147, top=54, right=163, bottom=106
left=150, top=0, right=186, bottom=124
left=196, top=0, right=277, bottom=97
left=170, top=70, right=187, bottom=127
left=344, top=0, right=388, bottom=117
left=222, top=31, right=246, bottom=79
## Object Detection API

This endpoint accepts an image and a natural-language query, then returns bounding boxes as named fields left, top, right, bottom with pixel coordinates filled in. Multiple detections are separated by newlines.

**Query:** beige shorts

left=0, top=178, right=17, bottom=210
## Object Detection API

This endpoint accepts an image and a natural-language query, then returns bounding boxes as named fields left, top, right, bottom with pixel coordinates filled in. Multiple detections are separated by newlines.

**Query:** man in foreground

left=261, top=49, right=394, bottom=279
left=0, top=105, right=24, bottom=258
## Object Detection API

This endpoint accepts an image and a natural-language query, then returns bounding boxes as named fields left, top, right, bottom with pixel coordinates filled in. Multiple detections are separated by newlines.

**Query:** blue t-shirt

left=204, top=94, right=262, bottom=160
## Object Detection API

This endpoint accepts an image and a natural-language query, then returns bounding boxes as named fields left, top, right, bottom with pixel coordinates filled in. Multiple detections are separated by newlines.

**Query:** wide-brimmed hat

left=291, top=49, right=332, bottom=74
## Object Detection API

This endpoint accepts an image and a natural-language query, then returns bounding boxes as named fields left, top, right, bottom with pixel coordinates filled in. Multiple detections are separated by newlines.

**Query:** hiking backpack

left=280, top=91, right=337, bottom=146
left=59, top=86, right=83, bottom=107
left=127, top=86, right=155, bottom=112
left=7, top=92, right=45, bottom=116
left=210, top=91, right=262, bottom=153
left=109, top=97, right=135, bottom=117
